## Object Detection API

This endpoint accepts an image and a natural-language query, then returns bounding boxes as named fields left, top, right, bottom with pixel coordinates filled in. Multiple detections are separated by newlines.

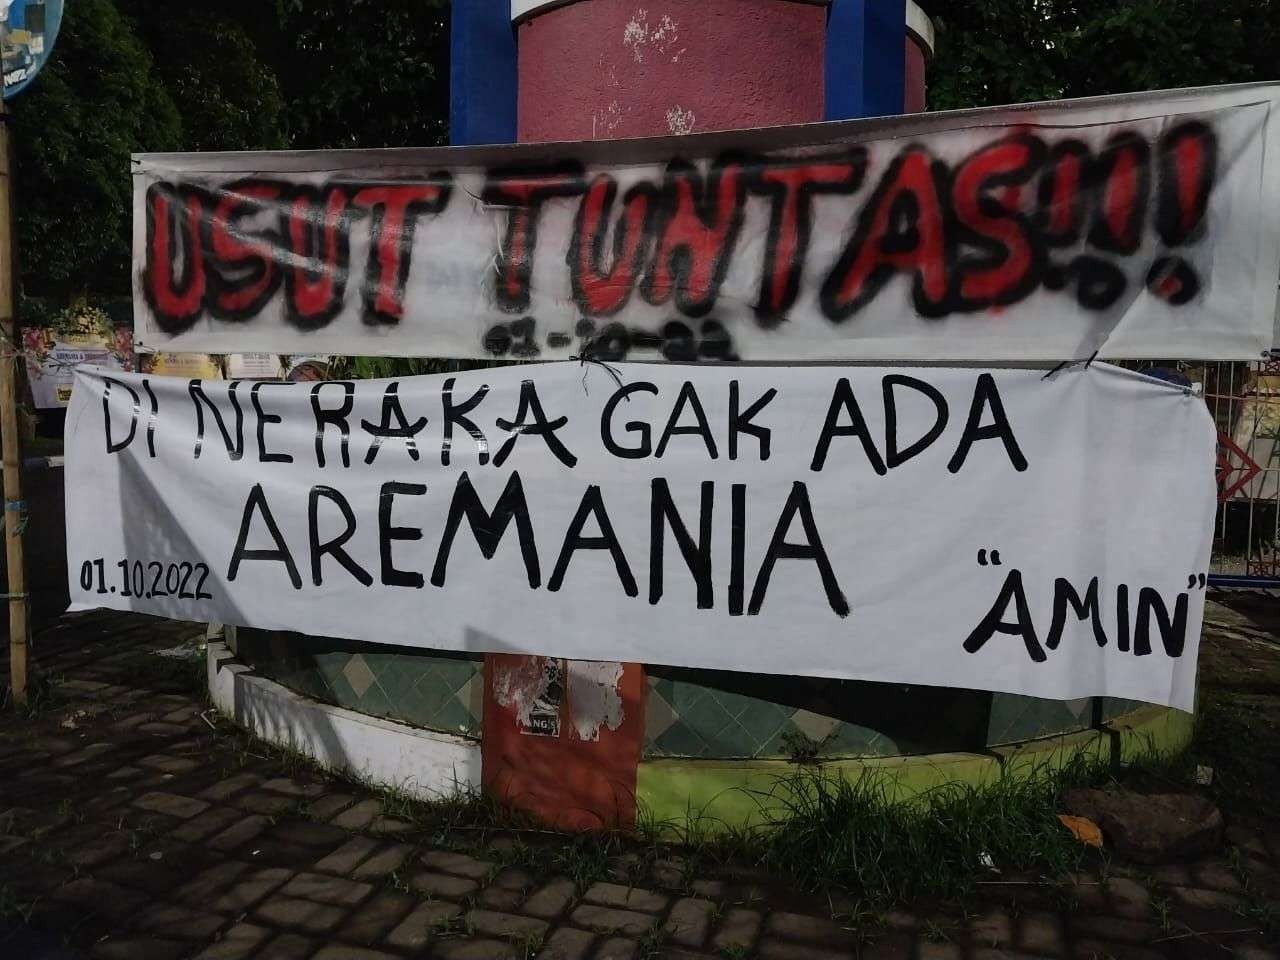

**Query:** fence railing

left=1192, top=358, right=1280, bottom=584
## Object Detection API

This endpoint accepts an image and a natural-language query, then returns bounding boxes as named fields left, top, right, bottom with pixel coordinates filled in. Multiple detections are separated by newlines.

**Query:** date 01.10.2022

left=79, top=558, right=214, bottom=601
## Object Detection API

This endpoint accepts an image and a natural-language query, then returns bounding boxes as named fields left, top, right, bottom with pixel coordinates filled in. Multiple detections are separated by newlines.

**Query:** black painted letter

left=432, top=472, right=540, bottom=589
left=228, top=484, right=302, bottom=589
left=378, top=481, right=427, bottom=588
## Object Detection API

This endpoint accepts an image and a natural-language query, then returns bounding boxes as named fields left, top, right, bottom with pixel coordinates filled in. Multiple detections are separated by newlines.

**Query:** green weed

left=550, top=834, right=616, bottom=892
left=0, top=883, right=37, bottom=925
left=2, top=673, right=68, bottom=719
left=193, top=678, right=1210, bottom=912
left=430, top=911, right=466, bottom=939
left=517, top=930, right=546, bottom=959
left=779, top=729, right=831, bottom=765
left=706, top=900, right=725, bottom=928
left=922, top=919, right=954, bottom=943
left=1228, top=846, right=1280, bottom=941
left=1149, top=890, right=1173, bottom=933
left=385, top=868, right=414, bottom=895
left=636, top=923, right=668, bottom=960
left=739, top=761, right=1095, bottom=905
left=130, top=652, right=205, bottom=694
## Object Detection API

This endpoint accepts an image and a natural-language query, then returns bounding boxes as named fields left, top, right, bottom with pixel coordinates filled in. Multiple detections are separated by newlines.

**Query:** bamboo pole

left=0, top=98, right=28, bottom=707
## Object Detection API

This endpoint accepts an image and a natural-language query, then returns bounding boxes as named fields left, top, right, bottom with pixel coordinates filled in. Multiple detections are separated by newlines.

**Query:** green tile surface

left=646, top=670, right=904, bottom=760
left=646, top=668, right=1137, bottom=760
left=238, top=629, right=482, bottom=739
left=238, top=631, right=1139, bottom=758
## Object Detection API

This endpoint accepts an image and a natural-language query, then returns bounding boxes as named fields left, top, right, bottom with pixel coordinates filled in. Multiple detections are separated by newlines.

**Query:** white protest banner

left=132, top=83, right=1280, bottom=363
left=66, top=362, right=1214, bottom=710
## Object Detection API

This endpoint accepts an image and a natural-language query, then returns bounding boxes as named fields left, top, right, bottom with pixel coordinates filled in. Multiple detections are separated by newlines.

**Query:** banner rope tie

left=1042, top=350, right=1100, bottom=381
left=4, top=499, right=27, bottom=536
left=569, top=349, right=628, bottom=397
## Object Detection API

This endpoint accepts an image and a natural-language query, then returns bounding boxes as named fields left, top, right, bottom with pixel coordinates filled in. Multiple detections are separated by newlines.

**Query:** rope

left=5, top=499, right=28, bottom=536
left=568, top=348, right=628, bottom=398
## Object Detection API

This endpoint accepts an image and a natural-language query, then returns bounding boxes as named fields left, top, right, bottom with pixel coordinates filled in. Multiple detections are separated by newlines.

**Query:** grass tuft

left=633, top=749, right=1158, bottom=908
left=745, top=765, right=1084, bottom=903
left=1, top=672, right=69, bottom=719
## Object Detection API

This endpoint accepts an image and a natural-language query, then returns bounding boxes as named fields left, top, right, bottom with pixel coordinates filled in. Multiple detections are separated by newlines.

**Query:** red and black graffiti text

left=141, top=122, right=1219, bottom=342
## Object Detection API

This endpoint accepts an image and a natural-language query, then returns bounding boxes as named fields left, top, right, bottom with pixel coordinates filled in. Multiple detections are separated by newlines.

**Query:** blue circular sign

left=2, top=0, right=63, bottom=100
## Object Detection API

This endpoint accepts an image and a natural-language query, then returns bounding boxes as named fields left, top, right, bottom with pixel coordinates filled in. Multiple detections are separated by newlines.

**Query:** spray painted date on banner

left=78, top=558, right=215, bottom=601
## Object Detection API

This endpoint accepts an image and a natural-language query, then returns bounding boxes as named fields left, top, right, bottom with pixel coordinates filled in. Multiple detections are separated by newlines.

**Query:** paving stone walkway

left=0, top=606, right=1278, bottom=960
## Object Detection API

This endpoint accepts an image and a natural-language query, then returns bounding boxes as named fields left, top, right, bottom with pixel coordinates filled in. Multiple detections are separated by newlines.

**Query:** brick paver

left=0, top=607, right=1276, bottom=960
left=569, top=905, right=657, bottom=937
left=662, top=897, right=714, bottom=947
left=523, top=878, right=577, bottom=920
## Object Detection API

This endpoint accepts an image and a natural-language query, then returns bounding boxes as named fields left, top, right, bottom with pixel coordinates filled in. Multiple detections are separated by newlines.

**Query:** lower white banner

left=65, top=362, right=1215, bottom=710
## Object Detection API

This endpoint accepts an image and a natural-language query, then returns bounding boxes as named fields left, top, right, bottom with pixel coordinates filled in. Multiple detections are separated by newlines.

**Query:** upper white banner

left=133, top=84, right=1280, bottom=362
left=66, top=362, right=1214, bottom=709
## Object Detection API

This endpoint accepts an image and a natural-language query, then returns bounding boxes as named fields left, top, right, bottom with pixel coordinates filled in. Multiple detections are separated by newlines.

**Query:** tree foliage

left=930, top=0, right=1280, bottom=110
left=118, top=0, right=287, bottom=153
left=14, top=0, right=181, bottom=297
left=271, top=0, right=450, bottom=150
left=11, top=0, right=449, bottom=303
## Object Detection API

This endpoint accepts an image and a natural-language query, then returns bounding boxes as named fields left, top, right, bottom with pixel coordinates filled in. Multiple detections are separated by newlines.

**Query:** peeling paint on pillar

left=665, top=104, right=696, bottom=135
left=567, top=661, right=625, bottom=741
left=491, top=656, right=626, bottom=743
left=492, top=655, right=564, bottom=737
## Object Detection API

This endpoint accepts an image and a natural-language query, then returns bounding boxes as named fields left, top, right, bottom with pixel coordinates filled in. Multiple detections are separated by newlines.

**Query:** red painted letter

left=353, top=178, right=452, bottom=325
left=751, top=156, right=864, bottom=324
left=570, top=175, right=653, bottom=317
left=1156, top=121, right=1217, bottom=246
left=642, top=158, right=747, bottom=317
left=208, top=181, right=284, bottom=318
left=820, top=148, right=949, bottom=319
left=483, top=164, right=584, bottom=313
left=952, top=135, right=1043, bottom=307
left=144, top=184, right=207, bottom=333
left=284, top=186, right=352, bottom=330
left=1088, top=133, right=1150, bottom=255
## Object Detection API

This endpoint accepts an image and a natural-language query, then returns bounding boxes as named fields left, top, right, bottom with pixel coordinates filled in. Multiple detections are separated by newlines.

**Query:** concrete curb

left=207, top=639, right=482, bottom=800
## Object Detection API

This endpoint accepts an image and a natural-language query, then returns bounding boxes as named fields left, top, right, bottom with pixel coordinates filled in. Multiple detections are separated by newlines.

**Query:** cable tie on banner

left=1041, top=350, right=1100, bottom=381
left=0, top=592, right=27, bottom=601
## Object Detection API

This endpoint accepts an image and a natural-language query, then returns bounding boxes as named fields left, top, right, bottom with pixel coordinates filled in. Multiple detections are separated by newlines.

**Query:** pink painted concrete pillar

left=517, top=0, right=828, bottom=141
left=904, top=1, right=934, bottom=113
left=516, top=0, right=935, bottom=143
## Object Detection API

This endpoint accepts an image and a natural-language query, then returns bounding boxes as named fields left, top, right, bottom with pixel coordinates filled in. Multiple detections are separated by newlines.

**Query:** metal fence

left=1194, top=358, right=1280, bottom=584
